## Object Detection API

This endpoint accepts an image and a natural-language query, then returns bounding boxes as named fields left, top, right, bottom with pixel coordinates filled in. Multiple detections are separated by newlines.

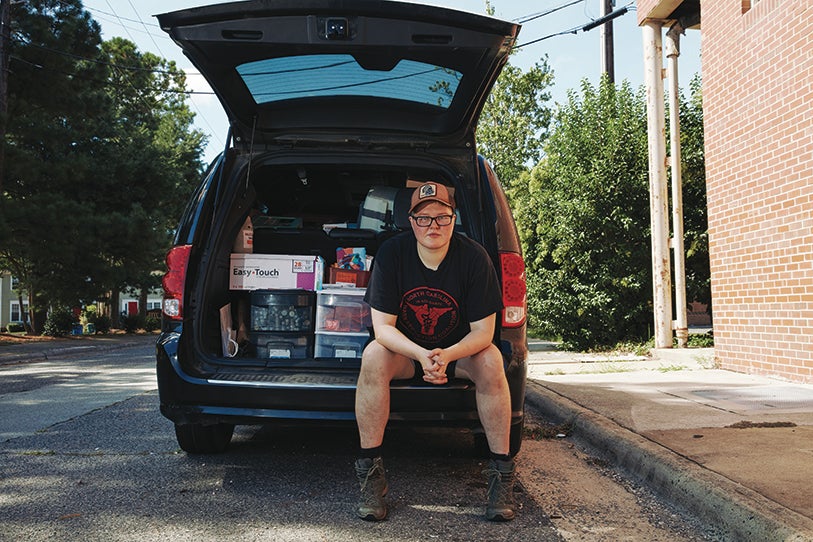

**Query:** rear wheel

left=174, top=423, right=235, bottom=454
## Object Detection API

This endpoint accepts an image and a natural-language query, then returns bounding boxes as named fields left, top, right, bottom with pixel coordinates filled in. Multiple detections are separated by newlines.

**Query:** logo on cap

left=419, top=183, right=437, bottom=200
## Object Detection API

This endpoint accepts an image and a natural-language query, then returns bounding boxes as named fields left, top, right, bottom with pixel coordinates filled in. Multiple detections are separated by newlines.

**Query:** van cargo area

left=191, top=160, right=478, bottom=369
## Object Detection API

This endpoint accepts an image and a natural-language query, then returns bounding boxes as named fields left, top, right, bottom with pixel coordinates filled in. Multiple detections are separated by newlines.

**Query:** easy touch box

left=229, top=254, right=324, bottom=291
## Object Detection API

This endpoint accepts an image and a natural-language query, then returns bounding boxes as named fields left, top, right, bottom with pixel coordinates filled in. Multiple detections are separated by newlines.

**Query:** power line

left=514, top=0, right=584, bottom=24
left=9, top=53, right=211, bottom=96
left=13, top=1, right=636, bottom=96
left=11, top=31, right=182, bottom=74
left=514, top=25, right=583, bottom=49
left=119, top=0, right=223, bottom=149
left=514, top=2, right=635, bottom=50
left=59, top=0, right=222, bottom=148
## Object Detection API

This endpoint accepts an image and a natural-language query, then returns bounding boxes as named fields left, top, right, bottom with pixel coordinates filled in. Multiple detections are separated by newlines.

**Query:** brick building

left=637, top=0, right=813, bottom=383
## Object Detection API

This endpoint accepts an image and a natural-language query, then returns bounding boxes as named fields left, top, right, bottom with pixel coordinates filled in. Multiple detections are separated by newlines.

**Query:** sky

left=80, top=0, right=702, bottom=164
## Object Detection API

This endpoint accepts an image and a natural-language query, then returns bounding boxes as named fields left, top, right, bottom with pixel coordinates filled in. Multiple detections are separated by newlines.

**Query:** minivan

left=156, top=0, right=528, bottom=455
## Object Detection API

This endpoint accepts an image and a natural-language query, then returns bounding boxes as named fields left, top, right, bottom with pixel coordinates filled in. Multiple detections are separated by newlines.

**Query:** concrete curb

left=525, top=380, right=813, bottom=542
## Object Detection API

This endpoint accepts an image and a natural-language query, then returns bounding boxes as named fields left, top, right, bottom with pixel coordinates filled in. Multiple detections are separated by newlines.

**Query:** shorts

left=412, top=359, right=457, bottom=381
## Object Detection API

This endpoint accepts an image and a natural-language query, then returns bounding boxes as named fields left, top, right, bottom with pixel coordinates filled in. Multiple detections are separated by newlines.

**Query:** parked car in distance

left=5, top=321, right=26, bottom=334
left=156, top=0, right=528, bottom=455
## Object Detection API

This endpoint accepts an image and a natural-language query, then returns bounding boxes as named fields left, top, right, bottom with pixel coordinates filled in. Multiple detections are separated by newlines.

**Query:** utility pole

left=0, top=0, right=10, bottom=196
left=599, top=0, right=615, bottom=82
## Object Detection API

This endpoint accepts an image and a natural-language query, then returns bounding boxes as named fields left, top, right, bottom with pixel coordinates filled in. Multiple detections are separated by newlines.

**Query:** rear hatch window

left=156, top=0, right=519, bottom=148
left=238, top=55, right=461, bottom=108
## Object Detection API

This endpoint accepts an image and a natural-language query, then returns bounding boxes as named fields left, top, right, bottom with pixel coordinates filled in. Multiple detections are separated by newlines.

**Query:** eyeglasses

left=410, top=214, right=455, bottom=227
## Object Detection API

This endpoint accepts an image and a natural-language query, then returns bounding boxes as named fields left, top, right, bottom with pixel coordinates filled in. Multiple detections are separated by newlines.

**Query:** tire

left=174, top=423, right=235, bottom=454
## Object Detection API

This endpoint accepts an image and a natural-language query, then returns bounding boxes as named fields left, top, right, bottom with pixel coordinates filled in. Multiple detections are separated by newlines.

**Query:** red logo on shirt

left=400, top=287, right=459, bottom=343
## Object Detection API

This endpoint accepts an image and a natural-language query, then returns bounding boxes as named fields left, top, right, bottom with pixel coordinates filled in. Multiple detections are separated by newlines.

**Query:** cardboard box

left=328, top=267, right=371, bottom=287
left=230, top=254, right=324, bottom=291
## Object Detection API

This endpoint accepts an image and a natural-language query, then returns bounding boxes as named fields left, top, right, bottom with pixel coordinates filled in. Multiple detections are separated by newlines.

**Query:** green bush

left=85, top=311, right=111, bottom=334
left=144, top=315, right=160, bottom=332
left=512, top=80, right=652, bottom=351
left=687, top=332, right=714, bottom=348
left=121, top=314, right=145, bottom=333
left=43, top=308, right=75, bottom=337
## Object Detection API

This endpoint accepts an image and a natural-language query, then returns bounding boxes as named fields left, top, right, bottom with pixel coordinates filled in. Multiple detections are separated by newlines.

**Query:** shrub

left=121, top=314, right=145, bottom=333
left=687, top=332, right=714, bottom=348
left=85, top=311, right=111, bottom=334
left=144, top=315, right=160, bottom=332
left=43, top=308, right=75, bottom=337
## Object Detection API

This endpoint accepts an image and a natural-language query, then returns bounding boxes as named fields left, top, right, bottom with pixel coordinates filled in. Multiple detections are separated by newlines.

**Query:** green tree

left=677, top=75, right=709, bottom=311
left=477, top=59, right=554, bottom=188
left=0, top=0, right=111, bottom=330
left=0, top=0, right=205, bottom=332
left=93, top=37, right=206, bottom=326
left=518, top=77, right=653, bottom=349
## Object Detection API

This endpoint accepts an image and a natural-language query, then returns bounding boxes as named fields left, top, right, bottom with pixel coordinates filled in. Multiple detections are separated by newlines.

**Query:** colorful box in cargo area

left=229, top=254, right=324, bottom=291
left=328, top=267, right=371, bottom=287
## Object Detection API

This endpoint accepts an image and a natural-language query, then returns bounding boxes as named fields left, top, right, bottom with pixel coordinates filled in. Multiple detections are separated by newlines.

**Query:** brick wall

left=702, top=0, right=813, bottom=382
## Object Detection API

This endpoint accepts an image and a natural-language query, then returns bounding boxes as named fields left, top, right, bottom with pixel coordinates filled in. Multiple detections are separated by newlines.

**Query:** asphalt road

left=0, top=343, right=710, bottom=541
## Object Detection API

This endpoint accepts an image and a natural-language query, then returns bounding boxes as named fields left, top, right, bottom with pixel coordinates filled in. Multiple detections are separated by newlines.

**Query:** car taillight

left=162, top=244, right=192, bottom=320
left=500, top=251, right=526, bottom=328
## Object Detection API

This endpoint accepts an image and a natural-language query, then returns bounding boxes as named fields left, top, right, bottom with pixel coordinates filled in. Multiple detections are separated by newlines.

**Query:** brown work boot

left=483, top=458, right=516, bottom=521
left=354, top=457, right=388, bottom=521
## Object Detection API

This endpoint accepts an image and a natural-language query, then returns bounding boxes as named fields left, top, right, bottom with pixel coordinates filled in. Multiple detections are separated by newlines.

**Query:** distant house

left=0, top=272, right=28, bottom=330
left=0, top=270, right=162, bottom=329
left=638, top=0, right=812, bottom=383
left=120, top=290, right=163, bottom=317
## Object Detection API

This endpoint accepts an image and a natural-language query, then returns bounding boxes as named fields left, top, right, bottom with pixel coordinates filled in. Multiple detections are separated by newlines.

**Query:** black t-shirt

left=364, top=232, right=503, bottom=349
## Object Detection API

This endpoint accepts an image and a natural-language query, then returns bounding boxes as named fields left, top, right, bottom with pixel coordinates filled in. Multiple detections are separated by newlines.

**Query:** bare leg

left=355, top=340, right=415, bottom=449
left=456, top=344, right=512, bottom=455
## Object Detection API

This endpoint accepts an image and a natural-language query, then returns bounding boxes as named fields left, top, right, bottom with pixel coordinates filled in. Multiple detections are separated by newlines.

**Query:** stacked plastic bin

left=315, top=287, right=372, bottom=358
left=249, top=289, right=315, bottom=359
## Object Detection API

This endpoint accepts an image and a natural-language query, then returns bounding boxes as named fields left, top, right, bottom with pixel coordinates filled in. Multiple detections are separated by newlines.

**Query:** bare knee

left=359, top=340, right=409, bottom=383
left=461, top=344, right=507, bottom=389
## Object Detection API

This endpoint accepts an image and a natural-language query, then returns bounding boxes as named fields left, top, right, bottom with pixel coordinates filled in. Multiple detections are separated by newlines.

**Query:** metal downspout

left=643, top=22, right=673, bottom=349
left=666, top=22, right=689, bottom=348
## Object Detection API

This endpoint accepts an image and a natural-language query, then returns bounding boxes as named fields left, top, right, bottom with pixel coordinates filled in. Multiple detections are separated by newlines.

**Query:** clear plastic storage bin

left=250, top=289, right=315, bottom=332
left=315, top=332, right=370, bottom=359
left=316, top=287, right=372, bottom=333
left=250, top=332, right=313, bottom=359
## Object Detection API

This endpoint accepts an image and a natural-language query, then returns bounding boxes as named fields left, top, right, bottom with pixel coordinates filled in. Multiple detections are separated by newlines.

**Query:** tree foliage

left=677, top=75, right=709, bottom=309
left=477, top=59, right=554, bottom=188
left=513, top=77, right=653, bottom=349
left=0, top=0, right=206, bottom=332
left=511, top=74, right=709, bottom=349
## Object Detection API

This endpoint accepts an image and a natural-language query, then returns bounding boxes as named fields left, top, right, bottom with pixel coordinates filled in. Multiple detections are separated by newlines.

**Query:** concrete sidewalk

left=526, top=341, right=813, bottom=541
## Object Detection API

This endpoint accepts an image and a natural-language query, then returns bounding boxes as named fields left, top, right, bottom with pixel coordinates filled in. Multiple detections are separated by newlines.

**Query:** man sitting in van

left=354, top=182, right=516, bottom=522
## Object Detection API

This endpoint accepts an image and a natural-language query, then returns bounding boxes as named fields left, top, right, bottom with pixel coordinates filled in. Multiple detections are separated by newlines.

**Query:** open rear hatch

left=156, top=0, right=519, bottom=151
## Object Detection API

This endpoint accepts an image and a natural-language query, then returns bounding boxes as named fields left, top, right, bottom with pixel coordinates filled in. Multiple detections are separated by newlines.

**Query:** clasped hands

left=420, top=348, right=452, bottom=385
